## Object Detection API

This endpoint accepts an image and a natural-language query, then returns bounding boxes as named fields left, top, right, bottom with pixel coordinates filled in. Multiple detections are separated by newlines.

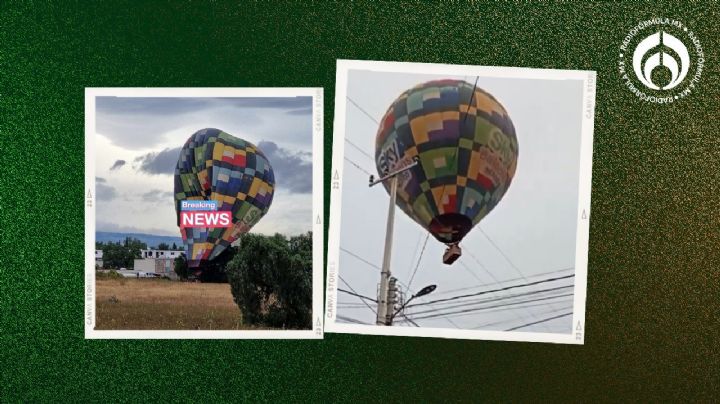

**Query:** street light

left=392, top=284, right=437, bottom=320
left=416, top=284, right=437, bottom=297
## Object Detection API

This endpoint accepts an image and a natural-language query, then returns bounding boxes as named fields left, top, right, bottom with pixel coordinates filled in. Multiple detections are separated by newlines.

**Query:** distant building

left=95, top=250, right=103, bottom=267
left=140, top=249, right=183, bottom=260
left=133, top=257, right=178, bottom=280
left=134, top=249, right=183, bottom=279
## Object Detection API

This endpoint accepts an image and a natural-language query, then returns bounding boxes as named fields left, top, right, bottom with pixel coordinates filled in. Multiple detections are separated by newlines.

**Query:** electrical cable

left=470, top=303, right=574, bottom=330
left=407, top=274, right=575, bottom=308
left=504, top=312, right=574, bottom=332
left=337, top=288, right=377, bottom=303
left=407, top=292, right=574, bottom=322
left=347, top=96, right=380, bottom=125
left=345, top=138, right=375, bottom=161
left=343, top=157, right=373, bottom=177
left=406, top=232, right=429, bottom=291
left=407, top=284, right=574, bottom=316
left=338, top=275, right=376, bottom=315
left=336, top=315, right=369, bottom=325
left=399, top=312, right=420, bottom=327
left=413, top=293, right=573, bottom=320
left=432, top=266, right=574, bottom=297
left=339, top=246, right=410, bottom=290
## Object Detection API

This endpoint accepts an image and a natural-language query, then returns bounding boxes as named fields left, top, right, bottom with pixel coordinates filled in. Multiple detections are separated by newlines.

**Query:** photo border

left=85, top=87, right=324, bottom=339
left=324, top=60, right=596, bottom=344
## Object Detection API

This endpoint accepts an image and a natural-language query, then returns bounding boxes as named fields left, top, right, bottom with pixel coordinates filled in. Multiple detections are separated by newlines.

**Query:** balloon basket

left=443, top=243, right=462, bottom=265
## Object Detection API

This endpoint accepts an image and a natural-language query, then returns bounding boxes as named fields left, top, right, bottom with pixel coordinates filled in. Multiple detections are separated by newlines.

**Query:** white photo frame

left=325, top=60, right=595, bottom=344
left=85, top=87, right=324, bottom=339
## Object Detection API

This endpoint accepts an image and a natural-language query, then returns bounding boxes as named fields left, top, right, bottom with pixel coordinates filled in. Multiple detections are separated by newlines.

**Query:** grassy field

left=95, top=278, right=261, bottom=330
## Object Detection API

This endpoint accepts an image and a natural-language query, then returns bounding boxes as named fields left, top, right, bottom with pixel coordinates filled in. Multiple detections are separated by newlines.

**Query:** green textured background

left=1, top=1, right=718, bottom=401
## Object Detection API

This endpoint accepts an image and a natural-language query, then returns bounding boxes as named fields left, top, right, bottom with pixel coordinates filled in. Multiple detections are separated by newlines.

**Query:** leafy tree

left=171, top=242, right=178, bottom=250
left=225, top=232, right=312, bottom=329
left=174, top=253, right=190, bottom=280
left=157, top=242, right=170, bottom=250
left=102, top=238, right=147, bottom=268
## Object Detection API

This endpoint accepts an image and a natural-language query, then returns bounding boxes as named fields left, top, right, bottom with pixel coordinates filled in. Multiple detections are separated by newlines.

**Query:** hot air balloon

left=374, top=79, right=518, bottom=264
left=174, top=128, right=275, bottom=268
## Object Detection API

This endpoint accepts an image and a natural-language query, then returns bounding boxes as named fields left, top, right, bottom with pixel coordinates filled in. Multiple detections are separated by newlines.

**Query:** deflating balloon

left=174, top=128, right=275, bottom=268
left=374, top=80, right=518, bottom=244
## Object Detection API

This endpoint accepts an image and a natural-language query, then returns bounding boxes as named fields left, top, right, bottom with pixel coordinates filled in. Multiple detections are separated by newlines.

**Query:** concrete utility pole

left=377, top=175, right=398, bottom=325
left=369, top=158, right=418, bottom=326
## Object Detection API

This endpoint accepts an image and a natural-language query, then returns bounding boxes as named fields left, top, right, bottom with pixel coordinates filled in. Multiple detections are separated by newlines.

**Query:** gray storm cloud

left=134, top=147, right=181, bottom=175
left=96, top=181, right=117, bottom=201
left=95, top=96, right=312, bottom=150
left=109, top=160, right=126, bottom=171
left=140, top=189, right=175, bottom=202
left=258, top=141, right=312, bottom=194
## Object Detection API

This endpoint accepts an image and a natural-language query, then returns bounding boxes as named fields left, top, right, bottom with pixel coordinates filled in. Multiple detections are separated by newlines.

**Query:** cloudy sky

left=336, top=69, right=585, bottom=334
left=94, top=96, right=313, bottom=237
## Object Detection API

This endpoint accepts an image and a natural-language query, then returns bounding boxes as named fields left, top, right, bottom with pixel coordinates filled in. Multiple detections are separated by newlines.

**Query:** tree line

left=96, top=238, right=182, bottom=269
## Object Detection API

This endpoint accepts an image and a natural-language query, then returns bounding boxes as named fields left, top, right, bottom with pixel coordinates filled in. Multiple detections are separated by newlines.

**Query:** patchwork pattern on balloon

left=174, top=128, right=275, bottom=268
left=374, top=80, right=519, bottom=245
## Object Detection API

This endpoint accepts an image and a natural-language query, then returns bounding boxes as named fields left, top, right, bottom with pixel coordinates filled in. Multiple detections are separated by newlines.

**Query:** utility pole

left=369, top=158, right=418, bottom=326
left=377, top=175, right=397, bottom=325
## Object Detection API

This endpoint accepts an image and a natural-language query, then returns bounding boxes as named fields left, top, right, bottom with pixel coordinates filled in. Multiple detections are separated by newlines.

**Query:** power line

left=464, top=242, right=560, bottom=332
left=344, top=157, right=373, bottom=177
left=404, top=232, right=423, bottom=282
left=406, top=233, right=429, bottom=291
left=407, top=274, right=575, bottom=308
left=336, top=315, right=369, bottom=325
left=470, top=302, right=573, bottom=330
left=338, top=275, right=376, bottom=315
left=458, top=260, right=485, bottom=284
left=337, top=288, right=377, bottom=303
left=408, top=284, right=574, bottom=315
left=406, top=286, right=573, bottom=318
left=432, top=266, right=575, bottom=297
left=504, top=312, right=573, bottom=332
left=472, top=300, right=574, bottom=321
left=434, top=262, right=574, bottom=332
left=478, top=227, right=530, bottom=282
left=340, top=247, right=381, bottom=270
left=345, top=138, right=375, bottom=161
left=463, top=247, right=502, bottom=284
left=347, top=96, right=380, bottom=125
left=339, top=246, right=410, bottom=290
left=407, top=292, right=574, bottom=322
left=337, top=304, right=372, bottom=308
left=445, top=317, right=461, bottom=329
left=400, top=312, right=420, bottom=327
left=457, top=246, right=542, bottom=328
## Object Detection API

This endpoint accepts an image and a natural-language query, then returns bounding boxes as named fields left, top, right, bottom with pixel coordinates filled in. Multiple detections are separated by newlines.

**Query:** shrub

left=96, top=269, right=123, bottom=281
left=225, top=232, right=312, bottom=329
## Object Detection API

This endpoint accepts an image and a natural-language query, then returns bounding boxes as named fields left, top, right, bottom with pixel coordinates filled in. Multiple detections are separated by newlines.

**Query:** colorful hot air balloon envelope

left=174, top=128, right=275, bottom=268
left=374, top=79, right=519, bottom=245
